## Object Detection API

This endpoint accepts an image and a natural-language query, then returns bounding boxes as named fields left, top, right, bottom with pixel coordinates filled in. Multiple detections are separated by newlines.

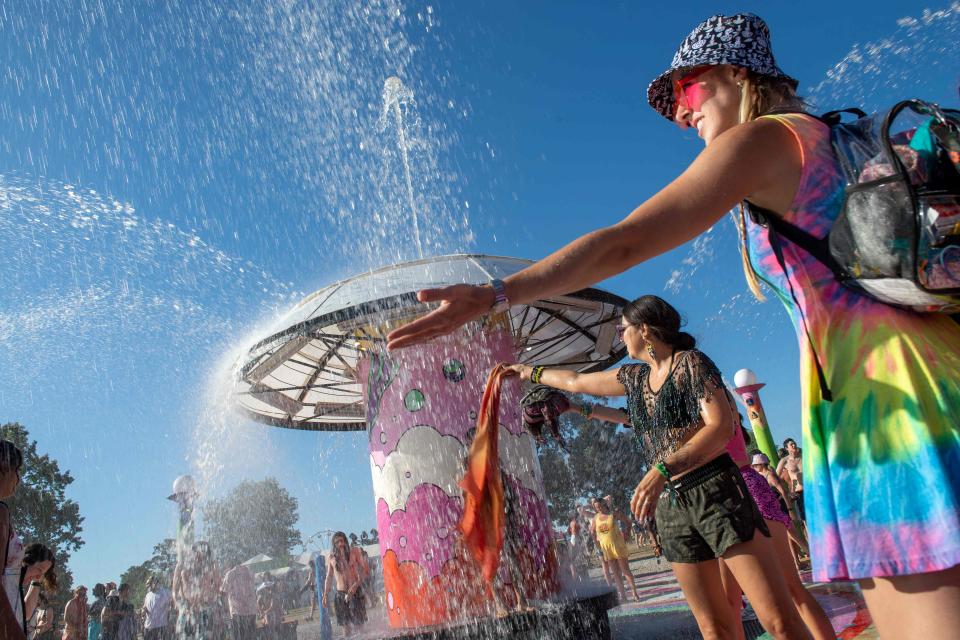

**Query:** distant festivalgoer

left=0, top=439, right=26, bottom=639
left=577, top=503, right=613, bottom=586
left=172, top=541, right=221, bottom=640
left=115, top=583, right=136, bottom=640
left=567, top=509, right=590, bottom=581
left=220, top=563, right=257, bottom=640
left=61, top=586, right=87, bottom=640
left=588, top=497, right=639, bottom=602
left=753, top=453, right=809, bottom=565
left=256, top=583, right=282, bottom=640
left=87, top=584, right=106, bottom=640
left=322, top=532, right=367, bottom=637
left=142, top=576, right=173, bottom=640
left=99, top=589, right=122, bottom=640
left=777, top=438, right=805, bottom=521
left=297, top=565, right=318, bottom=621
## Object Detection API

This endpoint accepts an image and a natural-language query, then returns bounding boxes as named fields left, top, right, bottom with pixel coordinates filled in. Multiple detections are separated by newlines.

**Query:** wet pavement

left=606, top=554, right=877, bottom=639
left=294, top=548, right=877, bottom=639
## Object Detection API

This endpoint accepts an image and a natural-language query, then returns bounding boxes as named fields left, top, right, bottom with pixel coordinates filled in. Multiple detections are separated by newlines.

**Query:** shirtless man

left=322, top=532, right=368, bottom=638
left=776, top=438, right=805, bottom=521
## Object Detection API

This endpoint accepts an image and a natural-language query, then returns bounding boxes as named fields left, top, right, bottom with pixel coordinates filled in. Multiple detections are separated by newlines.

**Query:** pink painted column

left=358, top=321, right=559, bottom=628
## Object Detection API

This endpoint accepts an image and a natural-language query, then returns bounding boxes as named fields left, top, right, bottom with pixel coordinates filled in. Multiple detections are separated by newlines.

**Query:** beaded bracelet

left=579, top=403, right=592, bottom=419
left=530, top=365, right=545, bottom=384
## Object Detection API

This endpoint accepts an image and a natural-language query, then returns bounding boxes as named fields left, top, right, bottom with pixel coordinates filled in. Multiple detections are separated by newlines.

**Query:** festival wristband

left=654, top=462, right=671, bottom=480
left=530, top=365, right=545, bottom=384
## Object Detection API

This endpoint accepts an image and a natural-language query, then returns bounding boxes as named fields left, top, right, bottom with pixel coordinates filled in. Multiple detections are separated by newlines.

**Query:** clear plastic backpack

left=750, top=100, right=960, bottom=313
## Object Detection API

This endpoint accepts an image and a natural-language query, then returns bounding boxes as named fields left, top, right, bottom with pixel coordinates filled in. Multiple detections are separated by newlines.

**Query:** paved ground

left=606, top=553, right=877, bottom=639
left=293, top=546, right=878, bottom=639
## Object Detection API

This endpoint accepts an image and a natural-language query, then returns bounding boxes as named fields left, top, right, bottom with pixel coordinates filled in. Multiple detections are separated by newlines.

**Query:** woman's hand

left=502, top=363, right=526, bottom=377
left=321, top=594, right=328, bottom=608
left=386, top=284, right=494, bottom=350
left=630, top=468, right=667, bottom=521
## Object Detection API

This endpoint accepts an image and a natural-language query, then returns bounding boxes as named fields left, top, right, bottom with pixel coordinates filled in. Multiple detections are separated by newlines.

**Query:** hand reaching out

left=386, top=284, right=494, bottom=350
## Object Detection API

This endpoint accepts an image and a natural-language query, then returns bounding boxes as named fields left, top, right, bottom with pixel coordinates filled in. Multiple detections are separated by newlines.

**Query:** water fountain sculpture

left=233, top=254, right=628, bottom=638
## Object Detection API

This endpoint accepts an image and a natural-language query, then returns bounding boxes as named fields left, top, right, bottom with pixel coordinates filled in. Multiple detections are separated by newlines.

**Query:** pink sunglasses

left=674, top=67, right=713, bottom=116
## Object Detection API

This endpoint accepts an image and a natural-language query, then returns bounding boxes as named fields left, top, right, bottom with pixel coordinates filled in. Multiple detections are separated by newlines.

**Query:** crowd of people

left=85, top=534, right=373, bottom=640
left=0, top=545, right=300, bottom=640
left=0, top=460, right=367, bottom=640
left=0, top=420, right=377, bottom=640
left=386, top=11, right=960, bottom=640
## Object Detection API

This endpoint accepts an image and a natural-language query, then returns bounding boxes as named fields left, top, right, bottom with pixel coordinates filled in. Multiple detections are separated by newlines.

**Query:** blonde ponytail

left=736, top=203, right=766, bottom=301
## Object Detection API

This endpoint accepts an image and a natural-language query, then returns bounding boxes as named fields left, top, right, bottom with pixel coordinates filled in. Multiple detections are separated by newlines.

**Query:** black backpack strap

left=765, top=215, right=847, bottom=280
left=745, top=202, right=834, bottom=402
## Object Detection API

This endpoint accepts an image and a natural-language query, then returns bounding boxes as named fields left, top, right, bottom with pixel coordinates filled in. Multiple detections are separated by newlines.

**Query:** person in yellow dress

left=589, top=497, right=639, bottom=602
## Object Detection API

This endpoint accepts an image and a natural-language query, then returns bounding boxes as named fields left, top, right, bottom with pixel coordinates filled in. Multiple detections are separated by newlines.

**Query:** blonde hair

left=735, top=71, right=806, bottom=301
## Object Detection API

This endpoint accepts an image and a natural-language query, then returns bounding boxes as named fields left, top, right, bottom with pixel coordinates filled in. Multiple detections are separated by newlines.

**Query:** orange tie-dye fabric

left=458, top=363, right=509, bottom=583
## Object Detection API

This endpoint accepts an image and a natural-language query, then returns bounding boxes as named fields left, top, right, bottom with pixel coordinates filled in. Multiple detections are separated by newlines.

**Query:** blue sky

left=0, top=0, right=957, bottom=589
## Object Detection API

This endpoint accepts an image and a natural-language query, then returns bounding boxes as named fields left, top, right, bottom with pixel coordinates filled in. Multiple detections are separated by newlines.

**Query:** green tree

left=203, top=478, right=302, bottom=567
left=119, top=562, right=152, bottom=610
left=534, top=398, right=646, bottom=524
left=147, top=538, right=177, bottom=580
left=0, top=422, right=84, bottom=605
left=119, top=538, right=177, bottom=611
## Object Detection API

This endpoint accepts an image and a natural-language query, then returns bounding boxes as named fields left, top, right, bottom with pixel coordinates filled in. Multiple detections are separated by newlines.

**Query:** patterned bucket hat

left=647, top=13, right=798, bottom=120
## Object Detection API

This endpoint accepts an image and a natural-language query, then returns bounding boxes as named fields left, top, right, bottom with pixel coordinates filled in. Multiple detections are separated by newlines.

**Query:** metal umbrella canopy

left=235, top=254, right=630, bottom=431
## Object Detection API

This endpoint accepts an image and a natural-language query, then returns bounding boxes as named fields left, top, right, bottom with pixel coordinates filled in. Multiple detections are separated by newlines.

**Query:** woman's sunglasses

left=674, top=67, right=713, bottom=116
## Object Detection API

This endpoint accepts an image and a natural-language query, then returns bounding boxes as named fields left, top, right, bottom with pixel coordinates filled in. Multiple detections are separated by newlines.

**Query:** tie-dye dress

left=744, top=113, right=960, bottom=582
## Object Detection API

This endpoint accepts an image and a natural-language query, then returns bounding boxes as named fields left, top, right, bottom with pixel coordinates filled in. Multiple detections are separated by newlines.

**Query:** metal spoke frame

left=233, top=256, right=628, bottom=432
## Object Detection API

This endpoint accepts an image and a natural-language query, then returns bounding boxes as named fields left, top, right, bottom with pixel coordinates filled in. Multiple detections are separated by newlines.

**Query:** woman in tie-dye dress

left=386, top=13, right=960, bottom=639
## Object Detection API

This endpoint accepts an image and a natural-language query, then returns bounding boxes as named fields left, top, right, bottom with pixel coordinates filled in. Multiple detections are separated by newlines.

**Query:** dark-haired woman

left=20, top=543, right=56, bottom=632
left=386, top=13, right=960, bottom=639
left=505, top=295, right=808, bottom=639
left=0, top=440, right=26, bottom=640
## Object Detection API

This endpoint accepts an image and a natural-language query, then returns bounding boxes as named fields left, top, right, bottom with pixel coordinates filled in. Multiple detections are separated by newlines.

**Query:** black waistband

left=670, top=453, right=735, bottom=492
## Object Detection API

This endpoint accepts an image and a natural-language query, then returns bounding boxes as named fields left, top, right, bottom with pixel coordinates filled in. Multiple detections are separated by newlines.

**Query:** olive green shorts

left=655, top=455, right=769, bottom=564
